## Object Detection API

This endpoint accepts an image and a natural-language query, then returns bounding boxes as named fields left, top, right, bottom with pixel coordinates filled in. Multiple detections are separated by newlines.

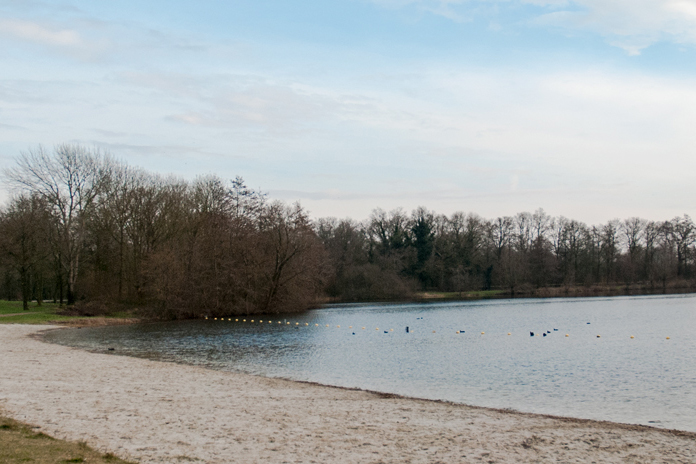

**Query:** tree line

left=317, top=208, right=695, bottom=301
left=0, top=145, right=326, bottom=316
left=1, top=145, right=694, bottom=317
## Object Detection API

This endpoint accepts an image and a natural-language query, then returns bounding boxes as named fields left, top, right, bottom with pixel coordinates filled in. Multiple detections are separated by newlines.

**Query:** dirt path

left=1, top=324, right=694, bottom=463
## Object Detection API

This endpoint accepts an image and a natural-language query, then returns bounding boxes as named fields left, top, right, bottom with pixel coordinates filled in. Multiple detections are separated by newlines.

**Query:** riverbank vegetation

left=0, top=144, right=694, bottom=318
left=0, top=300, right=136, bottom=325
left=0, top=300, right=73, bottom=324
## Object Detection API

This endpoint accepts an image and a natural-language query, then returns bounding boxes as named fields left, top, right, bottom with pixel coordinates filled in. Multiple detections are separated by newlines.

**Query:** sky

left=1, top=0, right=696, bottom=224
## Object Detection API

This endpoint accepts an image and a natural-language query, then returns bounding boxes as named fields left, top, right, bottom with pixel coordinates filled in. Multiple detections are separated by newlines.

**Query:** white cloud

left=119, top=73, right=346, bottom=135
left=534, top=0, right=696, bottom=52
left=0, top=18, right=80, bottom=46
left=0, top=17, right=112, bottom=60
left=372, top=0, right=696, bottom=52
left=671, top=0, right=696, bottom=19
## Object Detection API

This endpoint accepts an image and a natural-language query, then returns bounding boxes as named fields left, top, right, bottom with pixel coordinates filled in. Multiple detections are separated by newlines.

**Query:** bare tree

left=622, top=217, right=646, bottom=283
left=490, top=216, right=514, bottom=260
left=601, top=220, right=621, bottom=284
left=257, top=202, right=326, bottom=313
left=4, top=145, right=109, bottom=304
left=0, top=195, right=51, bottom=309
left=669, top=215, right=695, bottom=278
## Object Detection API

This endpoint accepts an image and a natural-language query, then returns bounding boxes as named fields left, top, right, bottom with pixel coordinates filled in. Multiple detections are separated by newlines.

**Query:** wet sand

left=1, top=324, right=694, bottom=463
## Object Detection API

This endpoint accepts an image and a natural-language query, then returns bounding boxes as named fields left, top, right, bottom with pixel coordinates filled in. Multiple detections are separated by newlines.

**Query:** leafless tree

left=622, top=217, right=646, bottom=283
left=4, top=145, right=109, bottom=304
left=0, top=195, right=51, bottom=309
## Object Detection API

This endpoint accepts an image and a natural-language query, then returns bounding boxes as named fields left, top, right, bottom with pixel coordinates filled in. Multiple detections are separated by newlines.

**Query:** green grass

left=0, top=416, right=135, bottom=464
left=0, top=300, right=56, bottom=315
left=0, top=300, right=76, bottom=324
left=0, top=300, right=138, bottom=325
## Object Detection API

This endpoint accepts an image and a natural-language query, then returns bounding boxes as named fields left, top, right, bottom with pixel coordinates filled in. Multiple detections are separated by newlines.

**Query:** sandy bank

left=1, top=324, right=694, bottom=463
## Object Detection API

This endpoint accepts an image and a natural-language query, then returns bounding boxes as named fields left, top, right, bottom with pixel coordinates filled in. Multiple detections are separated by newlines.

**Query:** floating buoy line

left=202, top=316, right=671, bottom=340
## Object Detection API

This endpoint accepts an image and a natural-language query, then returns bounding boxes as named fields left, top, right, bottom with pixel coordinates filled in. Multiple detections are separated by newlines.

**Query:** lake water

left=45, top=294, right=696, bottom=432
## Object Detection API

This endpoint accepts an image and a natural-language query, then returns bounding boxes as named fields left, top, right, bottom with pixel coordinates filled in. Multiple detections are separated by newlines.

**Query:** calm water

left=45, top=294, right=696, bottom=432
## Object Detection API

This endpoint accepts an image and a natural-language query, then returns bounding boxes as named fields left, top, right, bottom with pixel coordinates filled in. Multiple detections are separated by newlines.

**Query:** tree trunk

left=20, top=266, right=30, bottom=311
left=36, top=271, right=43, bottom=306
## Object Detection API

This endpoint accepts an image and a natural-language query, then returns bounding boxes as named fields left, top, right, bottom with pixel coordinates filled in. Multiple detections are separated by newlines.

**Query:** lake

left=45, top=293, right=696, bottom=432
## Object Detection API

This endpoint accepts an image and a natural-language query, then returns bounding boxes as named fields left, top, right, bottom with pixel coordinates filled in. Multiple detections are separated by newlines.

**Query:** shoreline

left=320, top=287, right=696, bottom=309
left=284, top=378, right=696, bottom=438
left=33, top=325, right=696, bottom=439
left=2, top=324, right=695, bottom=463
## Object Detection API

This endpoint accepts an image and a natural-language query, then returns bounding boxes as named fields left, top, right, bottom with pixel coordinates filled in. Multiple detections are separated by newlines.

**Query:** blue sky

left=2, top=0, right=696, bottom=223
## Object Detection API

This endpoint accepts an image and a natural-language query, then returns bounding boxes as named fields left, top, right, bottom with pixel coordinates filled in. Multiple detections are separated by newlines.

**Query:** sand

left=1, top=324, right=694, bottom=463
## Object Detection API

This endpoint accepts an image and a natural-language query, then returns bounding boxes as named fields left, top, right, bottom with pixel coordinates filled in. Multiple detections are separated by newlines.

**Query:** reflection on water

left=45, top=294, right=696, bottom=432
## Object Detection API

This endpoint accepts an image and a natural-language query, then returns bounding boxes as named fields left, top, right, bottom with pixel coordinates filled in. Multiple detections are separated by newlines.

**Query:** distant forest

left=1, top=145, right=694, bottom=317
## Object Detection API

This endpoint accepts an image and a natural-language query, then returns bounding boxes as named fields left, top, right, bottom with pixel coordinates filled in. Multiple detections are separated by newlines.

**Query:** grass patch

left=0, top=300, right=61, bottom=315
left=0, top=300, right=140, bottom=325
left=0, top=416, right=135, bottom=464
left=0, top=300, right=73, bottom=324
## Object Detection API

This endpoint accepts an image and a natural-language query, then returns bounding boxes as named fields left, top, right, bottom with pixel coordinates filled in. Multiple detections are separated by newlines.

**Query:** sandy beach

left=1, top=324, right=694, bottom=463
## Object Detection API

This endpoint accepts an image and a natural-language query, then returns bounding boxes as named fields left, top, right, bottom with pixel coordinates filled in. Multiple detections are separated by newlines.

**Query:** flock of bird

left=205, top=316, right=671, bottom=340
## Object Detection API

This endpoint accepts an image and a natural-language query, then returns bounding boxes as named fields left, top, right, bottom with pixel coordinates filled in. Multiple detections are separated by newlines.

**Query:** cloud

left=0, top=18, right=81, bottom=46
left=533, top=0, right=696, bottom=53
left=0, top=17, right=111, bottom=60
left=0, top=13, right=208, bottom=64
left=369, top=0, right=472, bottom=21
left=119, top=72, right=377, bottom=137
left=0, top=122, right=26, bottom=130
left=371, top=0, right=696, bottom=53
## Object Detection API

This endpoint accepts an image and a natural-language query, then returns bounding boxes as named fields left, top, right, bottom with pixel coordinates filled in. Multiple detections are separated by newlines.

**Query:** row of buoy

left=204, top=317, right=672, bottom=339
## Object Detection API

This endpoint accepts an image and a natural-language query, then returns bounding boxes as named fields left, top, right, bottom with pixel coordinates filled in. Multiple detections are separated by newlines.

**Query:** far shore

left=1, top=323, right=695, bottom=463
left=1, top=286, right=695, bottom=329
left=323, top=284, right=696, bottom=306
